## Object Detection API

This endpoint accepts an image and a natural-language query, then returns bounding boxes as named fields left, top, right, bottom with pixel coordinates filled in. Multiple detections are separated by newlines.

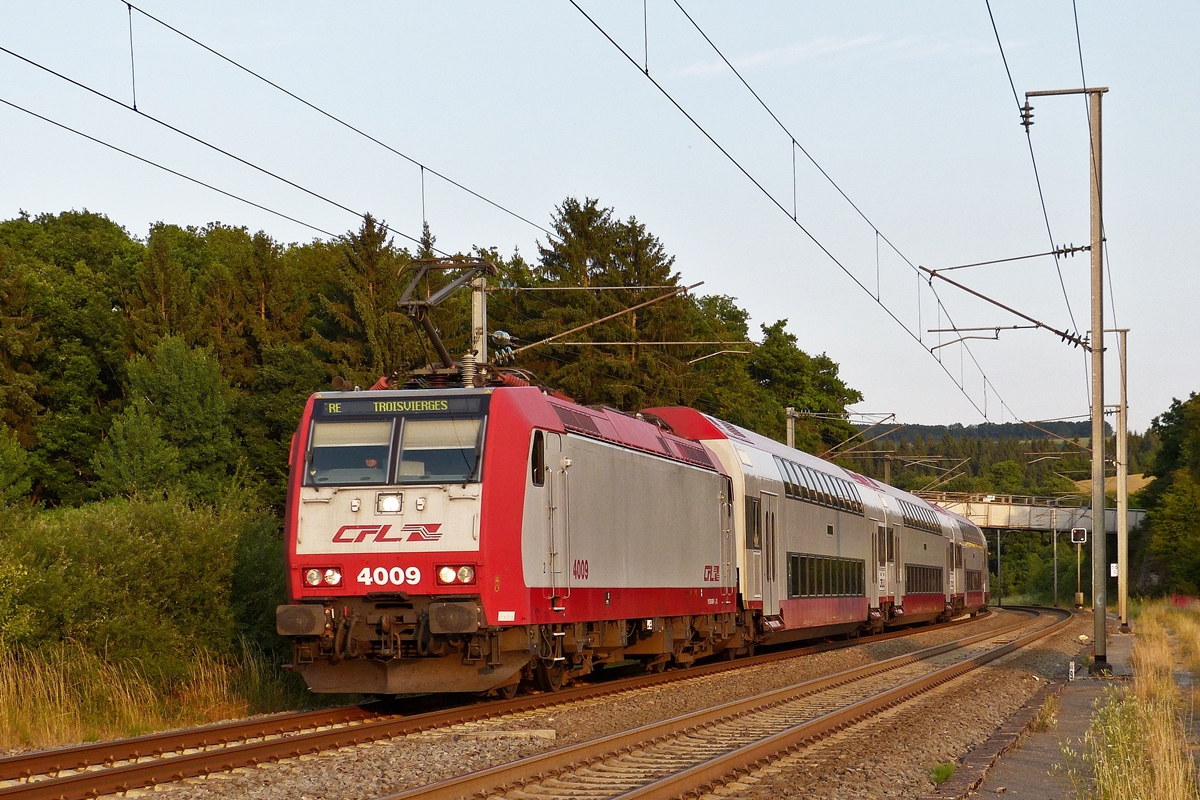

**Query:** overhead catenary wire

left=667, top=1, right=1062, bottom=430
left=984, top=0, right=1090, bottom=405
left=120, top=1, right=557, bottom=242
left=1069, top=0, right=1119, bottom=332
left=0, top=96, right=337, bottom=238
left=125, top=2, right=137, bottom=109
left=0, top=44, right=439, bottom=253
left=571, top=0, right=1010, bottom=422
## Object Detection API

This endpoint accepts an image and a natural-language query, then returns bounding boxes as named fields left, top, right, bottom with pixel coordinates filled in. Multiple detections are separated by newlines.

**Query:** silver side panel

left=521, top=434, right=730, bottom=590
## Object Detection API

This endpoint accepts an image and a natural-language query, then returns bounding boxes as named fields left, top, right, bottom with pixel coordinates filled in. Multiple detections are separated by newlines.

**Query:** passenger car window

left=745, top=496, right=762, bottom=549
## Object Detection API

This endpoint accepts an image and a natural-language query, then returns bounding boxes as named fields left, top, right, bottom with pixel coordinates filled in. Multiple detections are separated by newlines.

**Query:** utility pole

left=786, top=407, right=795, bottom=449
left=1052, top=508, right=1058, bottom=608
left=1026, top=85, right=1109, bottom=671
left=996, top=529, right=1001, bottom=608
left=1076, top=540, right=1084, bottom=608
left=1112, top=328, right=1130, bottom=632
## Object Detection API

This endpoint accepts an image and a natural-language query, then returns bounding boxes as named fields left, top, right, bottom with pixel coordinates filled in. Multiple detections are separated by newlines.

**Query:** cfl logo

left=403, top=524, right=443, bottom=542
left=331, top=523, right=442, bottom=543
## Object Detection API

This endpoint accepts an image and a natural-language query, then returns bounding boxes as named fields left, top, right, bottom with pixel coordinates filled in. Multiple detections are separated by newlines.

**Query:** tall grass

left=0, top=640, right=314, bottom=749
left=1072, top=602, right=1198, bottom=800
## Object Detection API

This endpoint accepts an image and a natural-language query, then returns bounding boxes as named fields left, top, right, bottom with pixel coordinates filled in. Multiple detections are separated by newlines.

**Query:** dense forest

left=0, top=199, right=1196, bottom=743
left=0, top=199, right=864, bottom=511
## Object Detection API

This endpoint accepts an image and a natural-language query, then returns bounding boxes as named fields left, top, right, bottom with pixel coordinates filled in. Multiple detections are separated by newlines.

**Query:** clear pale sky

left=2, top=2, right=1194, bottom=431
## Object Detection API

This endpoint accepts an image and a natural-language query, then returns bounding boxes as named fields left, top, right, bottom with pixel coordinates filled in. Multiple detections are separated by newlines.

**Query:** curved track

left=0, top=611, right=1000, bottom=800
left=380, top=607, right=1069, bottom=800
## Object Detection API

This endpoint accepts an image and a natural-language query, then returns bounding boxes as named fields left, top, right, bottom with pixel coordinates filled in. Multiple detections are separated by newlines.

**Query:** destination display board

left=313, top=394, right=488, bottom=418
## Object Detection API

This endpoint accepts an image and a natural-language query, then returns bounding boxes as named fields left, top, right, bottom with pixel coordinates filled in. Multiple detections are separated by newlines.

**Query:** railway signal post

left=1071, top=527, right=1087, bottom=609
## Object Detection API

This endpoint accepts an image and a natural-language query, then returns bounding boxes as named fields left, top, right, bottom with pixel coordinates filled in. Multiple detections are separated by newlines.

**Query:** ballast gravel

left=134, top=610, right=1061, bottom=800
left=709, top=613, right=1090, bottom=799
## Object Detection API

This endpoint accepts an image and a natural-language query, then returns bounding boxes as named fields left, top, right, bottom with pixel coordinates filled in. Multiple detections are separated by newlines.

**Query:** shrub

left=0, top=492, right=281, bottom=679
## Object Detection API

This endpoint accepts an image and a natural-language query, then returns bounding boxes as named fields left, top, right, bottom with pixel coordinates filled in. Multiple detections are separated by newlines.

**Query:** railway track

left=381, top=607, right=1070, bottom=800
left=0, top=611, right=1000, bottom=800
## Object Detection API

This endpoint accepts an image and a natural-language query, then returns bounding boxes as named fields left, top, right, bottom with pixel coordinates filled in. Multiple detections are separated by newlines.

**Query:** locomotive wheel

left=535, top=660, right=565, bottom=692
left=495, top=682, right=519, bottom=701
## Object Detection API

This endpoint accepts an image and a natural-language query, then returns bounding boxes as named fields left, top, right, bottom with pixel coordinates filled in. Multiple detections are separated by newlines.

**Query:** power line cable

left=568, top=0, right=1002, bottom=420
left=984, top=0, right=1090, bottom=405
left=667, top=2, right=1054, bottom=430
left=1069, top=0, right=1119, bottom=331
left=120, top=1, right=557, bottom=242
left=0, top=44, right=440, bottom=253
left=0, top=96, right=337, bottom=237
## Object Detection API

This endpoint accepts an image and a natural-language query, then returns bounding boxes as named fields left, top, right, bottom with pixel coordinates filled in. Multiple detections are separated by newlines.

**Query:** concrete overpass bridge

left=915, top=491, right=1146, bottom=535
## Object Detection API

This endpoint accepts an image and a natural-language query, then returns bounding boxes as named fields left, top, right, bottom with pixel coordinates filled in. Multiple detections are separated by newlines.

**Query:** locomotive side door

left=760, top=492, right=780, bottom=614
left=544, top=433, right=569, bottom=604
left=744, top=495, right=763, bottom=607
left=720, top=477, right=736, bottom=600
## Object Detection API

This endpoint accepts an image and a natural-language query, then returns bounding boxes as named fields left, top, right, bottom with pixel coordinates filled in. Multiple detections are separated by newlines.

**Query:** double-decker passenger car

left=648, top=407, right=990, bottom=637
left=277, top=386, right=988, bottom=696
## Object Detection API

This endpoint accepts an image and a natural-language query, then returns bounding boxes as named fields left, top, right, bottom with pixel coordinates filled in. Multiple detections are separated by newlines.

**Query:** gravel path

left=705, top=612, right=1089, bottom=799
left=128, top=611, right=1027, bottom=800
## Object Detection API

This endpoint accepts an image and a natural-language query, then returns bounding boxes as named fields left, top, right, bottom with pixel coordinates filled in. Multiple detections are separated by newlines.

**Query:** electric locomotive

left=277, top=385, right=743, bottom=696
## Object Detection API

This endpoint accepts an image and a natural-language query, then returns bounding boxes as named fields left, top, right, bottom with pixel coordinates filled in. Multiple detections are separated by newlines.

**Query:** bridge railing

left=916, top=491, right=1087, bottom=508
left=916, top=491, right=1145, bottom=535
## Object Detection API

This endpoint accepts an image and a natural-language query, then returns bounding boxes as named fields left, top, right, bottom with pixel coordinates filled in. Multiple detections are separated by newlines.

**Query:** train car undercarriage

left=278, top=596, right=756, bottom=696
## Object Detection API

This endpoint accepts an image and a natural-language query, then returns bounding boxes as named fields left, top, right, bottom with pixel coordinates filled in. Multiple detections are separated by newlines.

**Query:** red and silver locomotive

left=277, top=383, right=988, bottom=697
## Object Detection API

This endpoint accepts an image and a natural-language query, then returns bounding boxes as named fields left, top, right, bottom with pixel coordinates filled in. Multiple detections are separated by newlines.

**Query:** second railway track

left=383, top=606, right=1070, bottom=800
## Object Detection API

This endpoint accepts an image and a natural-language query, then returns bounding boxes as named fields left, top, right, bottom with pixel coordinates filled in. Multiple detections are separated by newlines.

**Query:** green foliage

left=0, top=494, right=282, bottom=676
left=1146, top=470, right=1200, bottom=594
left=0, top=426, right=31, bottom=506
left=123, top=336, right=238, bottom=499
left=91, top=402, right=182, bottom=496
left=1135, top=393, right=1200, bottom=594
left=230, top=345, right=329, bottom=510
left=929, top=762, right=956, bottom=785
left=749, top=320, right=862, bottom=449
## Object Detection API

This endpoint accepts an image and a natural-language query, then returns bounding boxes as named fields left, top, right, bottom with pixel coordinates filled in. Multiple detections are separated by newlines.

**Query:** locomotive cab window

left=531, top=431, right=546, bottom=486
left=397, top=418, right=484, bottom=483
left=307, top=420, right=394, bottom=485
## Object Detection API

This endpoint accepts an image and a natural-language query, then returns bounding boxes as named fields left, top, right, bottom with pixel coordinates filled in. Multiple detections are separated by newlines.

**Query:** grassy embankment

left=1069, top=601, right=1199, bottom=799
left=0, top=494, right=341, bottom=750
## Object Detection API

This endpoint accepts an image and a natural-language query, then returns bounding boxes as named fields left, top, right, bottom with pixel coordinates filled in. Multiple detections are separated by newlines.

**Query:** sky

left=1, top=1, right=1195, bottom=432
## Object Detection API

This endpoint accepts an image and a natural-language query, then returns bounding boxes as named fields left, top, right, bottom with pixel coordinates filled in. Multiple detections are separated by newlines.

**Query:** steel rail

left=0, top=613, right=995, bottom=799
left=0, top=705, right=384, bottom=782
left=625, top=607, right=1071, bottom=800
left=379, top=610, right=1048, bottom=800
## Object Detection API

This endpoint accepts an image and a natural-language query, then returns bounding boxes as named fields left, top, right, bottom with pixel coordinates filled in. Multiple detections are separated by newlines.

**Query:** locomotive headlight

left=376, top=492, right=403, bottom=513
left=456, top=565, right=476, bottom=584
left=304, top=568, right=322, bottom=587
left=323, top=568, right=342, bottom=586
left=437, top=566, right=458, bottom=584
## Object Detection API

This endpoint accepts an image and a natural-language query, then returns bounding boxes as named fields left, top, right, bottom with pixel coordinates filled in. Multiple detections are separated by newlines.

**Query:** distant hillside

left=865, top=420, right=1110, bottom=443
